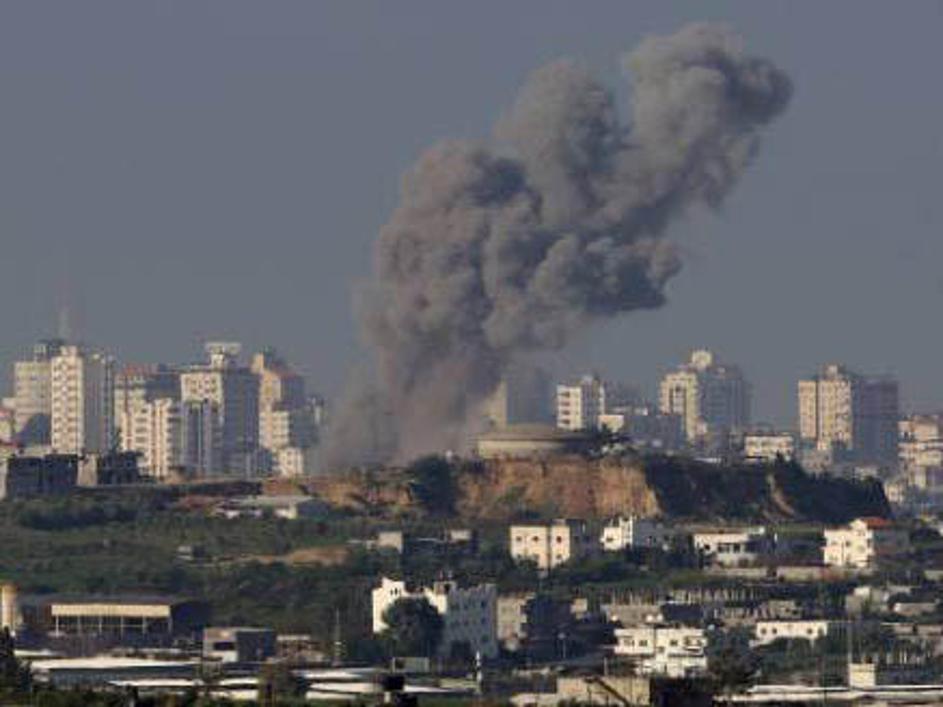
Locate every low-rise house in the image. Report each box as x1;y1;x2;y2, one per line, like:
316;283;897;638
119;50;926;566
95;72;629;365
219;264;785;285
743;431;797;463
612;624;711;678
510;519;592;571
371;576;498;659
202;626;276;663
213;495;326;520
692;527;772;567
753;619;842;646
77;452;142;487
600;516;672;552
823;517;910;569
497;593;571;659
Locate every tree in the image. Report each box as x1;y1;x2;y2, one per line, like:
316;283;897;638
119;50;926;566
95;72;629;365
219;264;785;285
0;627;31;696
708;628;758;695
382;597;444;658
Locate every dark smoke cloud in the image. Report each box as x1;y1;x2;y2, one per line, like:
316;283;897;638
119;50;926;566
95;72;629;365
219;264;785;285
323;23;792;468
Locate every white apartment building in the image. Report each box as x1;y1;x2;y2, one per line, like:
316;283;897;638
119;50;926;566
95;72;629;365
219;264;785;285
600;516;672;552
180;343;259;476
119;398;183;480
510;519;592;571
798;364;899;465
10;339;66;445
275;446;317;477
612;625;710;678
50;345;115;455
743;431;797;463
753;620;839;647
371;576;498;659
113;365;178;436
659;350;750;446
692;527;772;567
899;414;943;485
556;375;606;431
823;517;910;569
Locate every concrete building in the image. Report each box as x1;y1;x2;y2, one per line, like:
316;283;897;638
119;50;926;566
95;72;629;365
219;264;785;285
31;596;209;642
823;517;910;569
0;406;13;445
252;350;315;474
598;404;684;452
0;453;78;500
612;624;711;678
9;339;66;445
181;399;223;477
798;364;899;465
510;519;592;571
659;350;750;447
213;495;326;520
180;343;259;476
119;398;184;480
899;414;943;485
753;620;839;646
274;445;318;477
743;430;797;463
476;424;590;460
76;452;141;487
202;627;276;664
50;345;115;455
600;516;672;552
371;576;498;659
692;527;772;567
556;375;606;431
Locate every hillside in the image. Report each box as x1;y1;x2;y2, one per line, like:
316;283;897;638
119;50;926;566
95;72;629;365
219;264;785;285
295;454;890;524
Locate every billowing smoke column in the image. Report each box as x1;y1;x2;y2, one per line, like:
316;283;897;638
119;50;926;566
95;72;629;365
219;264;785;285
324;23;792;468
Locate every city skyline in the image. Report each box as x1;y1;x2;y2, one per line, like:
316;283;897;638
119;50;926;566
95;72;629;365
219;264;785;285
0;2;941;429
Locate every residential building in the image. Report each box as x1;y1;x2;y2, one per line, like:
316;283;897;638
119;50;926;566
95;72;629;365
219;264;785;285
119;398;184;479
600;516;672;552
0;453;78;500
0;406;13;445
10;339;66;445
202;627;276;664
274;445;317;477
798;364;899;465
612;624;711;678
598;404;684;452
753;620;840;646
692;527;772;567
113;365;179;438
181;399;223;477
659;350;750;447
497;593;571;659
371;576;498;659
50;345;115;455
899;414;943;487
179;343;259;476
743;430;797;463
823;517;910;569
510;519;592;571
77;452;142;487
556;375;606;431
476;424;591;459
213;495;326;520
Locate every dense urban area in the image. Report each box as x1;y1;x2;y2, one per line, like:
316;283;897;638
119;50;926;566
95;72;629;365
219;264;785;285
0;340;942;706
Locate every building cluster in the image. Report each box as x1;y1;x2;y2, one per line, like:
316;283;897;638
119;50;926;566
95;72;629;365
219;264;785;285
0;339;324;481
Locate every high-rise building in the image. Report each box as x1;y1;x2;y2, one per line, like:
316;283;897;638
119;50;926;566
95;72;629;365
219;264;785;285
658;350;751;446
9;339;66;445
556;374;606;431
50;345;115;455
114;365;179;436
119;398;184;480
180;343;259;476
798;364;898;465
251;349;316;475
181;399;223;477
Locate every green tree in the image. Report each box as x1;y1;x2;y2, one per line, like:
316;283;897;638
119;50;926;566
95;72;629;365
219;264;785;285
0;627;31;696
382;597;444;658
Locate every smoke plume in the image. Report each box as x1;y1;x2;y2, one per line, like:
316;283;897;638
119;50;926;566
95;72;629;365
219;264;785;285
323;23;792;468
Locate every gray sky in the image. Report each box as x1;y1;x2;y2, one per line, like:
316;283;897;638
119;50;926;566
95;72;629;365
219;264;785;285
1;1;941;427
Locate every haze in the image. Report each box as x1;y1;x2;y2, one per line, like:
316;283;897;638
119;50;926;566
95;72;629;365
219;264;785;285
0;1;941;427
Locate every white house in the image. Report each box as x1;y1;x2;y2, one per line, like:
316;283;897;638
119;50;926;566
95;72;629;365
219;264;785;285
692;527;772;567
371;577;498;659
509;519;592;571
753;620;840;647
823;517;909;569
600;516;672;552
612;625;710;678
